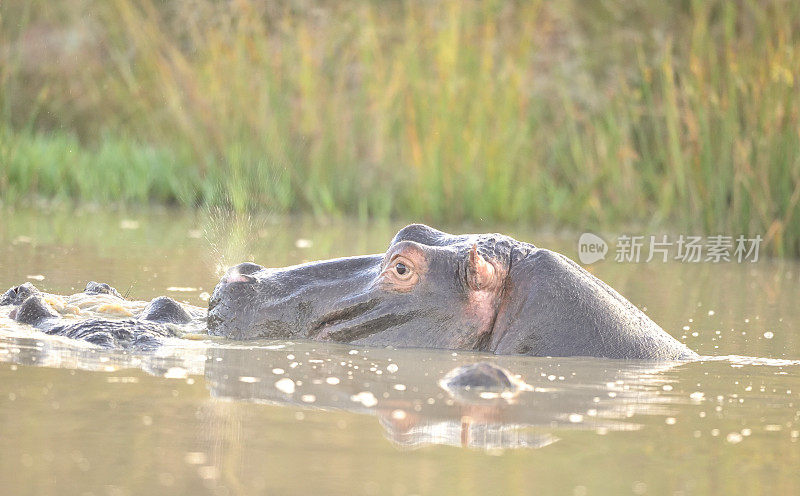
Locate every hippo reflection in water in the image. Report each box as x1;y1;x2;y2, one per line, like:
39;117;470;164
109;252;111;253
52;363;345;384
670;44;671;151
2;224;696;359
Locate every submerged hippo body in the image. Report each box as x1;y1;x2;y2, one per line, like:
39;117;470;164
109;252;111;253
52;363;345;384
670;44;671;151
209;224;697;360
0;282;203;349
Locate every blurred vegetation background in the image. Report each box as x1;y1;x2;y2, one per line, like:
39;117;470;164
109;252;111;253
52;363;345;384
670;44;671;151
1;0;799;255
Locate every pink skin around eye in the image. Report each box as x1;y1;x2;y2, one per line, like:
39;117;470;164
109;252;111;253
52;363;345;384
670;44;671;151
379;253;424;292
381;264;416;289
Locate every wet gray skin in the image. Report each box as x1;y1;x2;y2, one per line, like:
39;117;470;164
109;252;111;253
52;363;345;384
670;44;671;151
209;224;697;360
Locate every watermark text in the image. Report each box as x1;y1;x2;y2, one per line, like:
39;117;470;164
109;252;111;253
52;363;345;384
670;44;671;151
577;233;762;264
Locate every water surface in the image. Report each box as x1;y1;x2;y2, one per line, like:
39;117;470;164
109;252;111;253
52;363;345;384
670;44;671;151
1;207;798;495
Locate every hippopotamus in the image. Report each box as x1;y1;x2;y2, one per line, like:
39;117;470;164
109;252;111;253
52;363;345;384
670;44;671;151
1;224;696;359
0;281;205;349
208;224;696;359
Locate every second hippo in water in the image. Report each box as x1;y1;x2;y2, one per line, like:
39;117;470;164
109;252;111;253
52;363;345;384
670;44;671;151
210;224;696;360
1;282;204;349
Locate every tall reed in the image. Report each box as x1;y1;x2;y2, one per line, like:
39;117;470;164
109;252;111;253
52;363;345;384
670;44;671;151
1;0;798;255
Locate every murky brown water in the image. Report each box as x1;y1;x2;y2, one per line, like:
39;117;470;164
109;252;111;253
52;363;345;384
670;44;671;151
1;207;799;495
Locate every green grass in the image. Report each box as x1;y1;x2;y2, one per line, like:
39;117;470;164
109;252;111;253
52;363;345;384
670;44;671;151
1;0;799;255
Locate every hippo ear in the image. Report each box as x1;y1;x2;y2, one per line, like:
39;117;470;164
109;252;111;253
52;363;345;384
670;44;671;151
467;244;496;291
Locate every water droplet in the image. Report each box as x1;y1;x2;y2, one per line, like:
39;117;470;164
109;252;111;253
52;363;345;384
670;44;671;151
164;367;188;379
350;391;378;407
726;432;743;444
275;378;295;394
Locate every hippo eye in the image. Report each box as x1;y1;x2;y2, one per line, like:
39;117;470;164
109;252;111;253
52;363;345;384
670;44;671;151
380;254;420;291
388;258;415;281
395;263;408;275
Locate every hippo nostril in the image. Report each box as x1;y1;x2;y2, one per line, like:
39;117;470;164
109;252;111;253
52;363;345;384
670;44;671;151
234;262;263;275
222;262;263;284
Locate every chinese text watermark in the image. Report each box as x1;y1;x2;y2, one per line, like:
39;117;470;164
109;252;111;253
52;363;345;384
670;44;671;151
578;233;762;264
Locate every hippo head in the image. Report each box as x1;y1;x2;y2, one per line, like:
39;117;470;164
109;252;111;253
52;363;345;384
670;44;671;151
208;224;695;359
